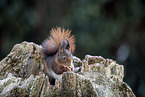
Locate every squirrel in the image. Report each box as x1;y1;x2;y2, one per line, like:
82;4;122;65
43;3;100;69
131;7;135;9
41;27;75;84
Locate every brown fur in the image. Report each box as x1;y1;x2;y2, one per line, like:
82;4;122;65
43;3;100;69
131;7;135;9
42;27;75;56
52;60;71;74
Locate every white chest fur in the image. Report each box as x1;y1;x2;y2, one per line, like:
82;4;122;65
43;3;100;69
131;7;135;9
49;69;63;80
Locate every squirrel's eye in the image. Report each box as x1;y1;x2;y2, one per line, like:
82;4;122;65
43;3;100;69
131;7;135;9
62;56;66;60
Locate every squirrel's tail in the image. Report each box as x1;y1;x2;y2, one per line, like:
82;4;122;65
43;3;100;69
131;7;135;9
42;27;75;56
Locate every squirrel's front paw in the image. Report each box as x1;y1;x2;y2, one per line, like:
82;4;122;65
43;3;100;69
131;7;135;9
62;67;71;72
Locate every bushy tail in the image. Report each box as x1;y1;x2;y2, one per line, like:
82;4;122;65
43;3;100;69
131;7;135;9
42;27;75;56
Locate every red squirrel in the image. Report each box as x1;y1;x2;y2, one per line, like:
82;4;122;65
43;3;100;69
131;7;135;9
41;27;75;84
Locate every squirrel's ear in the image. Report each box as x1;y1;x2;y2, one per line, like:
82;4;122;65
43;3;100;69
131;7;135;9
60;39;66;50
66;37;70;50
60;38;70;50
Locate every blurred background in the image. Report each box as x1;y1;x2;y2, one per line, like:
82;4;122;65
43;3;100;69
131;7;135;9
0;0;145;96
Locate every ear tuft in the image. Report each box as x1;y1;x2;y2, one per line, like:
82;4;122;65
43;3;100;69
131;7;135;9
60;39;66;50
66;37;70;50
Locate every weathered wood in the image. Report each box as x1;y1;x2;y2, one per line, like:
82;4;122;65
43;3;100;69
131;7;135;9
0;42;135;97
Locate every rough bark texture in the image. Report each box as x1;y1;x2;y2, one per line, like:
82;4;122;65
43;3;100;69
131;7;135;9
0;41;135;97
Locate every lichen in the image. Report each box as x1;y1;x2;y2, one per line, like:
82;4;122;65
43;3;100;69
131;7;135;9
0;42;135;97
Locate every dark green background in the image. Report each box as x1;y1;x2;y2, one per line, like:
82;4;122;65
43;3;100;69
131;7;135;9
0;0;145;96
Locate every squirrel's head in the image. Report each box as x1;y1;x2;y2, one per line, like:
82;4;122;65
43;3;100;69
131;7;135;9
57;38;73;68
